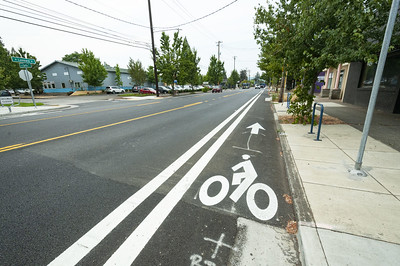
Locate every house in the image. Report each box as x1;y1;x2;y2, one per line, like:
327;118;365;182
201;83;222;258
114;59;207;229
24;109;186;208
319;50;400;114
40;61;132;93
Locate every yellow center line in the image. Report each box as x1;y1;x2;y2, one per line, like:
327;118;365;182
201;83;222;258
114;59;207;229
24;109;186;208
0;101;161;127
223;91;246;98
0;102;202;153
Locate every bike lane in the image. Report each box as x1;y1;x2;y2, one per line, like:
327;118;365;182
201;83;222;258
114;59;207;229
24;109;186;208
133;91;299;265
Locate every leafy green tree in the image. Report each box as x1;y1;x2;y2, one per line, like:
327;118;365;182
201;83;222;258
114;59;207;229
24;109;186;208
156;31;183;89
179;37;201;86
254;0;399;123
114;64;123;87
146;65;155;85
62;51;82;62
9;47;45;92
239;69;247;81
0;38;11;91
128;58;146;86
206;55;226;85
78;48;108;90
227;69;240;88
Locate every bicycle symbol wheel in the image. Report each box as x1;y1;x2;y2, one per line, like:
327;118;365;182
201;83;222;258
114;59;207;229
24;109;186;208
199;175;278;221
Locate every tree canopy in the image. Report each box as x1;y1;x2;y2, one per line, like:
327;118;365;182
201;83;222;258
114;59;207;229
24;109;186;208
128;58;146;86
205;55;226;85
254;0;399;122
114;64;123;87
0;38;44;92
62;51;82;62
78;48;108;88
156;31;200;88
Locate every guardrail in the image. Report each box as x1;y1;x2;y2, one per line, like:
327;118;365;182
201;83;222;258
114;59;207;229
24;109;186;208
308;102;324;141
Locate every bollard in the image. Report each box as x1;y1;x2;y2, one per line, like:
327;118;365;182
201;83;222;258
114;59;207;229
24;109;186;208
309;102;324;141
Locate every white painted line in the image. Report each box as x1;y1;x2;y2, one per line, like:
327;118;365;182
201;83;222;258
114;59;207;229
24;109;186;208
48;93;261;266
104;91;263;265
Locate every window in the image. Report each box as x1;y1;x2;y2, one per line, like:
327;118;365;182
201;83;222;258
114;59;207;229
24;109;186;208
327;72;333;89
77;71;83;75
51;82;56;89
75;82;81;88
360;53;400;89
64;72;69;76
62;83;66;88
52;73;57;76
338;69;345;89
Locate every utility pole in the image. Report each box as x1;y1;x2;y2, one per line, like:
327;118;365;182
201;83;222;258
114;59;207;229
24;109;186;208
216;41;222;61
147;0;159;97
233;56;237;71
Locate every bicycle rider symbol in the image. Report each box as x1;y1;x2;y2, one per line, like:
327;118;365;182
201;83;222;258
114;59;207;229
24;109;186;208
199;155;278;221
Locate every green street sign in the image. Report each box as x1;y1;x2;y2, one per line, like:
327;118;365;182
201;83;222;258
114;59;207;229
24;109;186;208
11;57;36;64
19;63;32;68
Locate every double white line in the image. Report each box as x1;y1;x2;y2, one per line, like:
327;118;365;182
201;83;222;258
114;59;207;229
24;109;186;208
49;91;263;266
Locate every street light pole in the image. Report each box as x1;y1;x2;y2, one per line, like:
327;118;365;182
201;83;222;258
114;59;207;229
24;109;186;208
354;0;399;172
147;0;159;97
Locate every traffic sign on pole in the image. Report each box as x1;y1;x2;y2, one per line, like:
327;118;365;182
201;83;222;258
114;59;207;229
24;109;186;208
19;70;33;81
11;57;36;64
19;63;32;68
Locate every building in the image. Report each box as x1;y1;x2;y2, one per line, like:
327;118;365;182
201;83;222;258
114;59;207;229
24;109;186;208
319;50;400;113
40;61;132;93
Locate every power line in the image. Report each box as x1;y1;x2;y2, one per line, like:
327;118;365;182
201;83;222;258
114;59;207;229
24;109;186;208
0;6;148;47
0;15;151;50
10;0;150;46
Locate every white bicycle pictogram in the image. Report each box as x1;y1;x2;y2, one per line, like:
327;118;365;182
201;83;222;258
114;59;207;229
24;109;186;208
199;155;278;221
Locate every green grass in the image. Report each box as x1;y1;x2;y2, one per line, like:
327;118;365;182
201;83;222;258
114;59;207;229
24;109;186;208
4;102;44;107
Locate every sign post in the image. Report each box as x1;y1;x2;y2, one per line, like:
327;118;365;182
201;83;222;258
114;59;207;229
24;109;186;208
12;56;37;108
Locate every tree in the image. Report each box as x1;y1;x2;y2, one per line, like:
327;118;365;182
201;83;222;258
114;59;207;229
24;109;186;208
227;69;240;88
62;51;82;62
156;31;183;90
114;64;123;87
0;38;11;91
179;37;201;86
9;47;45;92
78;48;108;90
206;55;226;85
239;69;247;81
254;0;399;123
146;65;156;85
128;58;146;86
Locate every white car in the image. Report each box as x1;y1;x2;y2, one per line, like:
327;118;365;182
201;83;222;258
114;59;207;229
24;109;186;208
105;86;125;94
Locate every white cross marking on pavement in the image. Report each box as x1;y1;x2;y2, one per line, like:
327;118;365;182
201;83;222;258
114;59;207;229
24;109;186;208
203;233;238;259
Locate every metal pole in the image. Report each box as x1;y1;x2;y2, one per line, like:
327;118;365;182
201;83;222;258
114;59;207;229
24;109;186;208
24;68;37;108
354;0;399;170
147;0;159;97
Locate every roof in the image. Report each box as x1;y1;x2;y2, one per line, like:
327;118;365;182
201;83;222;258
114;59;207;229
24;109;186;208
40;60;129;74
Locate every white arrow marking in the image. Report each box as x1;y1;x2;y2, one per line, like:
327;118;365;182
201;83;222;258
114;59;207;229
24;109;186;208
247;123;265;135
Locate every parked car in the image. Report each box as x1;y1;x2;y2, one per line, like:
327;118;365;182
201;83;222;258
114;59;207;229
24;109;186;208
131;86;140;93
105;86;125;94
139;87;156;94
255;85;260;89
212;86;222;93
0;90;12;97
158;86;170;94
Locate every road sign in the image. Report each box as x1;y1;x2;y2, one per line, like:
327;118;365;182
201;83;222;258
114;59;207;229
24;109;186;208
0;96;13;105
19;70;33;81
11;57;36;64
19;63;32;68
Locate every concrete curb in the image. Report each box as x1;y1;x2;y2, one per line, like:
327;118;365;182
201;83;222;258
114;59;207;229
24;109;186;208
0;105;72;117
270;101;328;266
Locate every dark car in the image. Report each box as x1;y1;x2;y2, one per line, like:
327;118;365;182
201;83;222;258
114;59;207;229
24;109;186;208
1;90;12;97
132;86;140;93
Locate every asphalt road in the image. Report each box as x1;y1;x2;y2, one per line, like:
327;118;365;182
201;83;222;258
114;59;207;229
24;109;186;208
0;89;298;265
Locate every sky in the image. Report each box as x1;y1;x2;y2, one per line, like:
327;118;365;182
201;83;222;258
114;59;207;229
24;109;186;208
0;0;267;78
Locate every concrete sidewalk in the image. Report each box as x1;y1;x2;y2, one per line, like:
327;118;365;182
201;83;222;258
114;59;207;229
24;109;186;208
274;101;400;265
